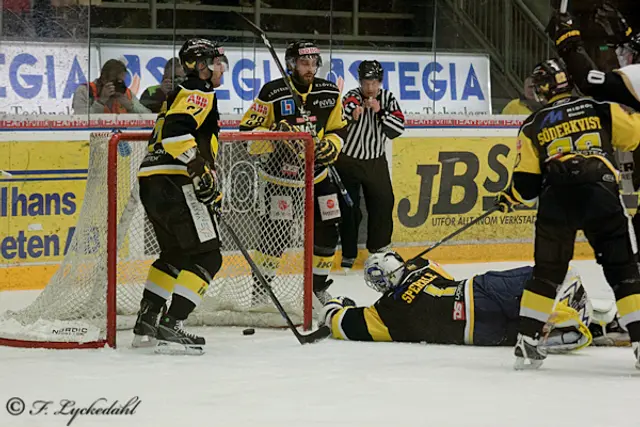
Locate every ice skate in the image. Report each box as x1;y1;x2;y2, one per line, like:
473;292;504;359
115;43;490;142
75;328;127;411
131;300;160;348
154;314;205;355
340;257;355;275
633;342;640;370
514;333;547;370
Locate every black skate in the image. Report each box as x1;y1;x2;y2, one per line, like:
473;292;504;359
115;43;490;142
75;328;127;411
340;257;355;274
154;314;205;355
314;279;334;306
131;300;160;348
590;318;630;347
514;333;547;370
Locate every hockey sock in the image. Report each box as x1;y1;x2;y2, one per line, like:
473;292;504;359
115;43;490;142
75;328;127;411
518;277;557;338
313;253;335;293
142;264;178;313
613;279;640;342
168;269;208;320
254;251;282;276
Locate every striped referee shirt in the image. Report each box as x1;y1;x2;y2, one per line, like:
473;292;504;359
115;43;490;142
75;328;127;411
342;87;405;159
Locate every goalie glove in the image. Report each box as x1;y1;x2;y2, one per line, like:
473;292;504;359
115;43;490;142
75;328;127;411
315;138;339;166
318;296;356;329
494;191;519;213
594;2;633;47
546;12;583;53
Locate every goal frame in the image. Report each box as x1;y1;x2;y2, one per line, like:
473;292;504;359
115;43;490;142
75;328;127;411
0;130;315;349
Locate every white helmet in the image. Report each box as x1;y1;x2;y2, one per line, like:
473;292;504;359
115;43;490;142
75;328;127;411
364;251;405;293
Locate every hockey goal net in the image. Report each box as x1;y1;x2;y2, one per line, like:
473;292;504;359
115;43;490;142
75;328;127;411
0;131;314;348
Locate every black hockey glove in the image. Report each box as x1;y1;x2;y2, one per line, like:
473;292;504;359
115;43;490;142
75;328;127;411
547;12;583;53
186;156;221;207
318;296;356;328
315;138;339;166
271;119;302;133
594;2;633;47
494;191;519;213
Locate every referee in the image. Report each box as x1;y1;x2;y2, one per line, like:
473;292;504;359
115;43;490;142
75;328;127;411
335;60;405;271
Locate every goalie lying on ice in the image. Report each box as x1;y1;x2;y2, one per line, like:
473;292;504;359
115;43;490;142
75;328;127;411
320;251;627;351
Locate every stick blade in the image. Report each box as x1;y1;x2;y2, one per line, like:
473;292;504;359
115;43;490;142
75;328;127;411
299;325;331;344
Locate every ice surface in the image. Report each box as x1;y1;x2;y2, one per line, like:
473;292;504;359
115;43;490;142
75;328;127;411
0;260;637;427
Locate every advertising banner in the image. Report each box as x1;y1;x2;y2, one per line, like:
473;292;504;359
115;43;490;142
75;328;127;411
0;41;492;116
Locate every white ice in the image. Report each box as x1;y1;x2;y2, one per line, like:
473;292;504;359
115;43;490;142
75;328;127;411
0;260;638;427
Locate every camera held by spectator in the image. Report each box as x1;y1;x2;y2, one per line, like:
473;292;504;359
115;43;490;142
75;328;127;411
72;59;150;115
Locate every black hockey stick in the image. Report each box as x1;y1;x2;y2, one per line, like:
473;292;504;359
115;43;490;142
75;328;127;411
213;207;331;345
390;206;501;276
234;12;354;208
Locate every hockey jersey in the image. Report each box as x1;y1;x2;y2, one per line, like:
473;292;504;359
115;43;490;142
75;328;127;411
138;77;220;178
239;77;347;185
509;95;640;205
329;258;476;344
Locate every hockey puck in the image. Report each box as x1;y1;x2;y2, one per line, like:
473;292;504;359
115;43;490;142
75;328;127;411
243;328;255;336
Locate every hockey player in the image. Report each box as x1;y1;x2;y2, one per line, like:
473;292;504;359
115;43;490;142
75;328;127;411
495;58;640;370
546;3;639;111
319;250;594;353
239;40;347;303
133;38;228;354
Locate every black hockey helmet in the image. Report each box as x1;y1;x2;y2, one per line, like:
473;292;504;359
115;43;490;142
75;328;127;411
358;60;384;81
179;38;228;75
530;58;573;103
617;32;640;65
285;40;323;72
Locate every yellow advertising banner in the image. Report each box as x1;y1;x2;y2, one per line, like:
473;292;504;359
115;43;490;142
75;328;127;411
390;136;633;262
0;140;89;289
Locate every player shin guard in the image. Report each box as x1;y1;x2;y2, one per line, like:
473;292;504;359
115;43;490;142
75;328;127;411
612;278;640;368
313;248;336;304
168;269;209;320
515;277;557;369
133;262;178;348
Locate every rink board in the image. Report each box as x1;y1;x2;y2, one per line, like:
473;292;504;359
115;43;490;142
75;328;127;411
1;114;636;291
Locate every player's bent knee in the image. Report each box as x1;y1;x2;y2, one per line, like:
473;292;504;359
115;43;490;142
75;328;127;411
190;250;223;282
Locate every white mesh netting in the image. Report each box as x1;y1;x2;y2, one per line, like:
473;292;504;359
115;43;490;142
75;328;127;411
0;131;312;345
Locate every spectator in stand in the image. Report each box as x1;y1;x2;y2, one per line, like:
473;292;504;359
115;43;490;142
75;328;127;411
72;59;150;115
501;76;542;115
140;58;185;113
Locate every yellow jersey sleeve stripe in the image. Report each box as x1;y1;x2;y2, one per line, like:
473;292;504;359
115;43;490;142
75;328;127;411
363;306;392;342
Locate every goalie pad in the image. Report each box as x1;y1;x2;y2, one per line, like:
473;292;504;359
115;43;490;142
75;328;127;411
540;267;594;354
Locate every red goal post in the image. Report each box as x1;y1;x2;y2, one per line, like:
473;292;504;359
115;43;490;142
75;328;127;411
0;130;315;349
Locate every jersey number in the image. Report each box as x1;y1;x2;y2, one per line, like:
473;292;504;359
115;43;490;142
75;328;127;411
244;113;266;127
546;132;603;157
423;284;457;298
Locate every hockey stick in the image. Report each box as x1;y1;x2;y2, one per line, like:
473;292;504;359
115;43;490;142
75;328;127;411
214;208;331;344
560;0;568;13
389;206;501;276
234;12;354;208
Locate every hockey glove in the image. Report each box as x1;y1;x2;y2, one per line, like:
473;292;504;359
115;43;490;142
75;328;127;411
315;138;339;166
494;192;519;213
318;296;356;329
186;156;221;207
272;120;306;157
594;2;633;47
546;12;583;53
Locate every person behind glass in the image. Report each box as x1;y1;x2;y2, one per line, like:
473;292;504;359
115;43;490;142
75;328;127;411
72;59;150;114
140;57;186;113
501;76;542;115
336;60;405;271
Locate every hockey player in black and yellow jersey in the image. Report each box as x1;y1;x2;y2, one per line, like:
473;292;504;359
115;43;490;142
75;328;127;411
495;59;640;370
319;251;595;352
239;40;347;303
133;38;228;354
